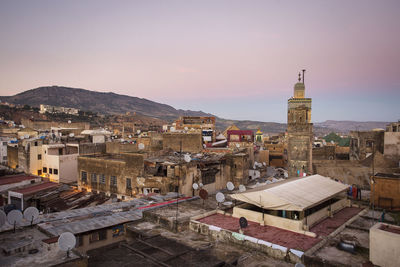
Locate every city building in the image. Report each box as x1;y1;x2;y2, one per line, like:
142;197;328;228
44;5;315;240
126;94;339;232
41;143;79;183
349;129;384;161
384;120;400;160
287;71;313;177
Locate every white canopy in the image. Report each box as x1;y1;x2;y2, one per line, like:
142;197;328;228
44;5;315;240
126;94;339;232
230;174;348;211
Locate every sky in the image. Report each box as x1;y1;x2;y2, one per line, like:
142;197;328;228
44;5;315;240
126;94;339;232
0;0;399;122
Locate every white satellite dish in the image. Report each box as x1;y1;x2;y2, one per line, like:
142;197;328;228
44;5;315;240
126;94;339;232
184;154;191;163
236;143;240;148
7;209;22;231
69;133;74;137
216;192;225;203
184;127;188;131
137;130;141;134
192;183;199;190
23;207;39;225
138;143;145;150
262;162;266;166
239;184;246;192
7;210;22;225
0;210;6;227
58;232;76;256
143;188;149;196
68;120;71;124
226;182;234;191
199;183;203;188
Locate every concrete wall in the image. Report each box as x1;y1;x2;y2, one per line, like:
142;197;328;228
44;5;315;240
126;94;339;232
232;204;313;236
370;223;400;267
75;226;125;254
384;132;400;159
372;176;400;210
162;133;202;153
59;154;78;183
7;145;18;169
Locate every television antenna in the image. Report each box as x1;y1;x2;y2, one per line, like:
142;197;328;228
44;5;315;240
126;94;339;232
7;209;22;232
226;181;234;191
23;207;39;226
58;232;76;258
0;210;6;227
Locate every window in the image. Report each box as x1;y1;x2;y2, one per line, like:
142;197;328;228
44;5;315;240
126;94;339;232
43;167;47;173
34;141;38;146
201;169;216;185
76;235;84;247
38;170;42;175
53;169;58;175
99;174;105;184
2;142;7;146
38;154;42;160
110;176;117;187
126;178;132;189
3;156;7;160
81;171;87;183
49;168;53;174
89;229;107;243
91;173;97;183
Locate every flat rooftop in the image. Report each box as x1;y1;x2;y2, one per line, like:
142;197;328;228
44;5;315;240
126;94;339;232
310;207;363;237
0;174;39;186
198;213;320;251
12;181;59;195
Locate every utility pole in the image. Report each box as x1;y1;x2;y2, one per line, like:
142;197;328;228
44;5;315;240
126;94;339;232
176;139;182;232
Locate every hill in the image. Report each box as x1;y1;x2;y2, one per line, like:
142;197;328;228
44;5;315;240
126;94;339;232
0;86;390;134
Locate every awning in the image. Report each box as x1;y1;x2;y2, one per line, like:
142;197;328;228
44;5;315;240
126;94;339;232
230;175;348;211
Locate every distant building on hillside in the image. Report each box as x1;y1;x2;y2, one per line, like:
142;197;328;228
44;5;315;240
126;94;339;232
39;104;79;115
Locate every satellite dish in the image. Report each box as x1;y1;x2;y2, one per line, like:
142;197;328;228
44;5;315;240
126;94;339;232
192;183;199;190
7;210;22;225
58;232;76;257
7;209;22;232
23;207;39;225
0;210;6;227
236;143;240;148
199;183;203;188
239;217;248;229
69;133;74;137
216;192;225;203
199;189;208;200
184;127;188;131
143;188;149;196
68;120;71;124
239;184;246;192
184;154;191;163
138;143;145;150
226;182;234;191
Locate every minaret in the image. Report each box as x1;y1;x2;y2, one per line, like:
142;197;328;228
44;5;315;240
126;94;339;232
287;70;313;177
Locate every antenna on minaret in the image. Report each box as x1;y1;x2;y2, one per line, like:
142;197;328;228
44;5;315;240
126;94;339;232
302;69;306;84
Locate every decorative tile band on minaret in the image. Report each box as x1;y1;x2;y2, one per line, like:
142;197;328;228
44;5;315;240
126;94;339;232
287;70;313;177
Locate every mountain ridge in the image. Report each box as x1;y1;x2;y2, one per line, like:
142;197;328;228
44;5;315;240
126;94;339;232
0;86;390;134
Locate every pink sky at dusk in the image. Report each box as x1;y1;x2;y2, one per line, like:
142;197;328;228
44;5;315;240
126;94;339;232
0;0;399;122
